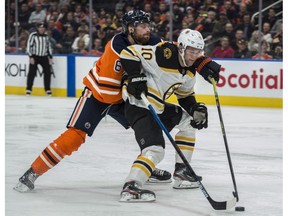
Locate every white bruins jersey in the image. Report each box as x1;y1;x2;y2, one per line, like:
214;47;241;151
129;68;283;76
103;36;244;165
120;42;197;113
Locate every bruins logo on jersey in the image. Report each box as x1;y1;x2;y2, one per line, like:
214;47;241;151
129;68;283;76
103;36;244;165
164;83;182;100
164;48;172;59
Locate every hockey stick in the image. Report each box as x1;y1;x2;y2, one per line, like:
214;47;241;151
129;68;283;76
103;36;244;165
210;77;239;202
140;93;237;210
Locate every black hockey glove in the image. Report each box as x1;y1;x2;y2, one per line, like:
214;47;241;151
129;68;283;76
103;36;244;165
189;103;208;130
127;74;147;100
194;57;221;84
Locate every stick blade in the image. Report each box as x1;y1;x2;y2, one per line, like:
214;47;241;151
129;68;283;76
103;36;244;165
209;197;237;210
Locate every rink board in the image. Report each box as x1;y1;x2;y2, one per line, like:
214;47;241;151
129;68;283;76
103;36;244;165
5;54;282;107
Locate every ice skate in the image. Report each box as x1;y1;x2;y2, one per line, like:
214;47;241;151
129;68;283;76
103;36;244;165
13;167;39;192
26;90;31;96
146;168;172;183
46;90;52;97
173;163;202;189
120;181;156;202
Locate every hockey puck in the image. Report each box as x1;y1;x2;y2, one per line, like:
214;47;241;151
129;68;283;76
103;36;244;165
235;206;245;211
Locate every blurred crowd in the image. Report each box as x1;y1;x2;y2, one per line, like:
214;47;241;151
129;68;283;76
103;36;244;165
5;0;283;60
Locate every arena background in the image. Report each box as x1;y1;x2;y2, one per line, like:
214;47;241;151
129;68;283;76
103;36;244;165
4;0;283;108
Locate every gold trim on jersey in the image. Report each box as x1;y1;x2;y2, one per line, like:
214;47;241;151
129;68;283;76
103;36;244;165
147;86;161;98
148;96;165;110
128;45;138;55
174;88;195;96
120;49;140;61
147;87;165;110
157;41;166;47
159;67;179;74
186;70;195;78
164;83;182;100
120;49;134;57
122;83;127;90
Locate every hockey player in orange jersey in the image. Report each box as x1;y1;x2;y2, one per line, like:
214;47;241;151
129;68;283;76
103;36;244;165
14;10;172;193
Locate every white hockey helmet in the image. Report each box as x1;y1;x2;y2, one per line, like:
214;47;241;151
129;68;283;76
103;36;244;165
177;29;204;67
177;29;204;50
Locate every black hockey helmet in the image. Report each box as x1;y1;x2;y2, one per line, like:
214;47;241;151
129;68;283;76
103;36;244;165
122;10;150;35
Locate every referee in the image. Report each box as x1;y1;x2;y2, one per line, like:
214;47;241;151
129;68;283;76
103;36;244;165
26;22;53;96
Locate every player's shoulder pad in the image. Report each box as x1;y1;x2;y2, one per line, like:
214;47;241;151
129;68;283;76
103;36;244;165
155;42;179;69
112;33;131;55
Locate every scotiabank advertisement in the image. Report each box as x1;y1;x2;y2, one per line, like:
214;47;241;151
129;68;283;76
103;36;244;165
193;60;282;108
195;60;283;98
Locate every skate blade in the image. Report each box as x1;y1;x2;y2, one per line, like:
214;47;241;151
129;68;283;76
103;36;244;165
146;178;172;184
119;192;156;202
13;182;33;193
173;180;199;189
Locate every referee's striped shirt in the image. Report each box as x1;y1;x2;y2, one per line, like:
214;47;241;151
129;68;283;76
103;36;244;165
26;32;53;57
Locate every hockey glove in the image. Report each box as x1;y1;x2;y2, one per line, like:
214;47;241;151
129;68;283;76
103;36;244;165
127;74;147;100
189;103;208;130
194;57;221;84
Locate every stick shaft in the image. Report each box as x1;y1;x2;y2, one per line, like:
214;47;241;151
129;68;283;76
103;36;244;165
210;78;239;201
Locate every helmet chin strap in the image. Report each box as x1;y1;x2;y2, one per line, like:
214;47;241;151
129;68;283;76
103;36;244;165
179;48;188;67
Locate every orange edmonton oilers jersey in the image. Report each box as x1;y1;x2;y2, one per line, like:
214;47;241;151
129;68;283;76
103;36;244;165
83;32;161;104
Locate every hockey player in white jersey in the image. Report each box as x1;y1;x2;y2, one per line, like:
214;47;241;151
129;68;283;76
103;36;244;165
119;29;221;202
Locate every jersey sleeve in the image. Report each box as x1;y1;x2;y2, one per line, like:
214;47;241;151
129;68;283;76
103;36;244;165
120;45;142;76
26;33;34;57
174;71;196;99
111;33;130;55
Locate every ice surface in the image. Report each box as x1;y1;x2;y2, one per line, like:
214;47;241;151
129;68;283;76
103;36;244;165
5;95;283;216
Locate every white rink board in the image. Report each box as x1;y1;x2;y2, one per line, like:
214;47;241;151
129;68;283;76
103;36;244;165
5;54;67;89
75;56;97;89
195;60;283;98
5;54;282;102
75;57;283;99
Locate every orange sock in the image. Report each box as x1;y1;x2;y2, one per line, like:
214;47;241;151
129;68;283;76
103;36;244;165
31;128;86;175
